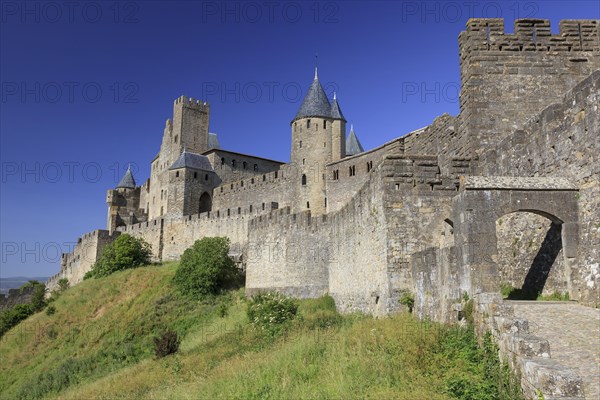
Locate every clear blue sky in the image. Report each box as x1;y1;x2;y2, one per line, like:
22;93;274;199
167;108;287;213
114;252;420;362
1;0;598;278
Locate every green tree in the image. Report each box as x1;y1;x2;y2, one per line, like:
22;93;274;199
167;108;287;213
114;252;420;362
85;234;152;279
173;237;242;298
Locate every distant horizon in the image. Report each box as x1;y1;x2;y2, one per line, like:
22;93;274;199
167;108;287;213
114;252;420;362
2;1;599;277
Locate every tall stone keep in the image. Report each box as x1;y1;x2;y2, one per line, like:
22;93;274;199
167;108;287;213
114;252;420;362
290;68;346;215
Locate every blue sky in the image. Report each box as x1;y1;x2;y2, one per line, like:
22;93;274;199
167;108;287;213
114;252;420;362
1;0;598;278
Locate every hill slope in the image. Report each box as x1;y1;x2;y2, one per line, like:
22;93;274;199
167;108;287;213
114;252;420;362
0;264;522;399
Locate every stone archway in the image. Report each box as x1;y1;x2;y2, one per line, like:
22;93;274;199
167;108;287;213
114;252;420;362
198;192;212;214
452;177;579;299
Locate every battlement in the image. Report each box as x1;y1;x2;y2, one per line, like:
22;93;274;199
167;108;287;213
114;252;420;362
174;95;210;111
462;19;599;52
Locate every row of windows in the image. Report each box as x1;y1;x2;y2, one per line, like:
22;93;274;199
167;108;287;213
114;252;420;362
331;161;374;180
294;119;328;132
174;171;209;181
218;171;279;193
221;158;259;171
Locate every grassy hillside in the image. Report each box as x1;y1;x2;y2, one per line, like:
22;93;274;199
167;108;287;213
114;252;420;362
0;264;522;400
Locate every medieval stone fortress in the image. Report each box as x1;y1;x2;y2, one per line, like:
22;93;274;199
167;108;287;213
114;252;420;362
45;18;599;398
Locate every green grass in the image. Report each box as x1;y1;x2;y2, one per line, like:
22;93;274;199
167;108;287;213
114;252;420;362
500;283;570;301
1;265;523;400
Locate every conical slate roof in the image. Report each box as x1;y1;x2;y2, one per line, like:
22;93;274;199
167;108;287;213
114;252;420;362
346;125;365;156
169;150;214;171
116;165;136;189
292;68;332;123
208;132;220;149
330;92;345;121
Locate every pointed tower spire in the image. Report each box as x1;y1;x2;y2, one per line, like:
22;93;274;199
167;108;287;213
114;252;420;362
330;92;345;121
292;67;331;123
116;165;136;189
346;124;365;156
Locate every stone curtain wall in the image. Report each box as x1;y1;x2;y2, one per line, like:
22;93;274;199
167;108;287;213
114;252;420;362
325;138;404;213
46;230;119;292
481;71;600;305
0;286;36;312
246;158;392;315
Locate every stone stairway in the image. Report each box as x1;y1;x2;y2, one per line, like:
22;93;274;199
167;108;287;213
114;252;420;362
509;301;600;400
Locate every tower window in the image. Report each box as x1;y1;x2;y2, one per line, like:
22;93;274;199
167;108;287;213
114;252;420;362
251;178;255;184
250;205;253;212
220;187;223;193
307;119;311;129
306;201;310;209
324;142;326;147
367;161;373;172
299;140;302;148
221;157;225;165
254;164;258;171
174;135;178;143
243;161;247;169
241;180;244;187
323;120;327;129
274;171;278;178
194;172;198;179
302;158;305;165
263;174;266;181
333;170;339;180
175;171;179;178
205;174;209;181
349;165;356;176
262;202;265;210
324;198;327;207
238;207;241;214
302;174;307;185
232;160;236;168
294;122;297;132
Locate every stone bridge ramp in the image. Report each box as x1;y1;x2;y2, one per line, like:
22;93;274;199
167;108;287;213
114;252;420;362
509;301;600;400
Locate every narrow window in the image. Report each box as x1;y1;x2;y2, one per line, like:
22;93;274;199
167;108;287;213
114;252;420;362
241;180;244;187
251;178;254;184
175;171;179;178
249;205;253;212
263;174;266;181
221;157;225;165
230;184;233;189
205;174;208;181
307;119;311;129
174;135;178;143
227;209;230;216
299;140;302;148
324;198;327;207
302;174;307;185
302;158;305;165
243;161;247;169
294;122;297;131
274;171;278;178
323;120;327;129
306;201;310;209
220;187;223;193
254;164;258;171
232;159;236;167
262;202;265;210
238;207;241;214
194;172;198;179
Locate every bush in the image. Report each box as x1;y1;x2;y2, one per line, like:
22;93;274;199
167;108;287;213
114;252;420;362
46;305;56;316
399;290;415;313
58;278;70;292
30;284;47;312
247;292;298;336
172;237;242;298
85;234;152;279
153;329;180;358
0;303;33;337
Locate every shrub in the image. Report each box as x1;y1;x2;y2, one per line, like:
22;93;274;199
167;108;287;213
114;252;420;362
30;284;47;312
86;234;152;279
153;329;180;358
0;303;33;337
173;237;242;298
46;305;56;316
58;278;70;292
399;290;415;313
247;292;298;336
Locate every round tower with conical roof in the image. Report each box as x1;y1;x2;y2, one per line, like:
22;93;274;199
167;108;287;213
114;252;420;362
290;68;346;215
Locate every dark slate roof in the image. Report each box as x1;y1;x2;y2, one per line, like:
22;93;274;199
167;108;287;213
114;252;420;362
169;150;214;171
292;69;332;123
346;125;365;156
116;166;136;189
330;93;345;121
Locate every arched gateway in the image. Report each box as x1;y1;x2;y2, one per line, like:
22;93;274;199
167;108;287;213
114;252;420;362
452;176;580;298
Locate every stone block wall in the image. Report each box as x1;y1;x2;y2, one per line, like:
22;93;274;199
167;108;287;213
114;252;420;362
0;286;36;312
480;70;600;305
459;19;600;159
46;230;119;292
